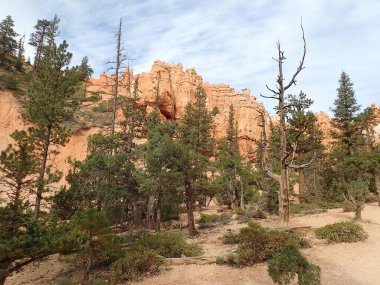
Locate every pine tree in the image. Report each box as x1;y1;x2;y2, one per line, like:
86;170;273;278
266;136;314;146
29;18;50;70
286;92;323;202
29;15;60;71
331;72;361;156
25;39;80;221
78;56;94;94
0;15;19;67
179;86;214;235
0;130;37;215
329;72;370;219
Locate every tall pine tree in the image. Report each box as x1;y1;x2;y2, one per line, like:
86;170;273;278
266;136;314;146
0;15;19;67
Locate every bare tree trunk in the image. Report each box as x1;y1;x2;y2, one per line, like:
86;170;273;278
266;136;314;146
34;124;52;221
147;195;156;230
155;195;161;232
133;203;143;228
260;22;307;224
111;19;122;136
298;169;305;203
185;182;197;236
354;206;362;220
374;170;380;206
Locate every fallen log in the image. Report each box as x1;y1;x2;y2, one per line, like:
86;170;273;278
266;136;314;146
162;256;216;266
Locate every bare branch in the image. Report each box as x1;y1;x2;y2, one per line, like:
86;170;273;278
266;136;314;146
260;93;279;100
283;21;306;91
288;152;317;169
266;84;279;95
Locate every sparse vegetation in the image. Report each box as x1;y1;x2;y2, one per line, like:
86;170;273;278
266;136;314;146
315;221;368;243
196;213;231;228
268;243;321;285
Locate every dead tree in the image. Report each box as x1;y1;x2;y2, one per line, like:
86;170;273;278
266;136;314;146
260;22;315;223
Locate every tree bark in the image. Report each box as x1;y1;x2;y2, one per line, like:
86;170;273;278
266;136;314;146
354;206;362;220
185;182;197;236
298;169;305;203
374;170;380;206
34;124;52;221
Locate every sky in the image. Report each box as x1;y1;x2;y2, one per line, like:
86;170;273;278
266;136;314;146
1;0;379;114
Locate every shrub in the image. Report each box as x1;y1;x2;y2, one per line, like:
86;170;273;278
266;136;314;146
268;243;321;285
228;222;303;266
290;203;327;215
236;209;267;224
222;230;240;245
111;249;161;282
1;73;19;90
196;213;231;228
131;232;201;258
315;221;368;243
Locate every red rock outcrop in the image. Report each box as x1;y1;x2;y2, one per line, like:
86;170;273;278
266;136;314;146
88;60;270;158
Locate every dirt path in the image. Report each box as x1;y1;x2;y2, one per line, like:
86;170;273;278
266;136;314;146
133;204;380;285
6;203;380;285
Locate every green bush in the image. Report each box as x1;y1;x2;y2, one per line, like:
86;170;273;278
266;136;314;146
196;213;231;228
290;203;327;215
131;232;201;258
111;249;161;282
222;230;240;245
1;73;19;90
268;243;321;285
237;209;267;224
228;222;303;266
315;221;368;243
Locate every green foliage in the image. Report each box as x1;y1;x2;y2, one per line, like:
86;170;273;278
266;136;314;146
268;243;321;285
227;222;303;266
111;232;200;282
111;249;161;282
222;230;240;245
78;56;93;81
196;213;231;228
0;15;19;68
131;232;201;258
315;221;368;243
0;72;19;90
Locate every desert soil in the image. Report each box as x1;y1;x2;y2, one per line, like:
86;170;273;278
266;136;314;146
6;203;380;285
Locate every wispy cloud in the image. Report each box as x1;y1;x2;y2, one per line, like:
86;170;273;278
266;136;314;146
1;0;379;114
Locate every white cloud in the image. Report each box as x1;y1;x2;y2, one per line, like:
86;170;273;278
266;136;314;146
1;0;379;114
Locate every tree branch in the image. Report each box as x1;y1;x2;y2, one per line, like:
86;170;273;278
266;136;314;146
288;152;316;169
283;21;306;91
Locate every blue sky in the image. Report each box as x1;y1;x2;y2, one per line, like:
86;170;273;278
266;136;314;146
1;0;379;114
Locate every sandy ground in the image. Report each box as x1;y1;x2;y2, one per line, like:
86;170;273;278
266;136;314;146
6;203;380;285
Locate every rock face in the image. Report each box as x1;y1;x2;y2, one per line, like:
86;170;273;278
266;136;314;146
88;60;270;159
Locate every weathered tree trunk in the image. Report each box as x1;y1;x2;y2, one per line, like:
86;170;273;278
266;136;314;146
34;124;52;221
260;23;306;224
155;195;161;232
354;206;362;220
185;183;197;236
111;19;122;136
147;195;156;230
298;168;305;203
133;203;143;228
374;170;380;206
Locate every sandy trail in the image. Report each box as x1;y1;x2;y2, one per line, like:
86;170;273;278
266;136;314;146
6;203;380;285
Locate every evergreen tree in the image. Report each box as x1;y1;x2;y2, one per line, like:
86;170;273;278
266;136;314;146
0;15;19;67
25;39;80;220
178;86;214;235
0;130;37;215
331;72;361;156
29;15;60;71
286;92;323;202
78;56;94;94
329;72;371;219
